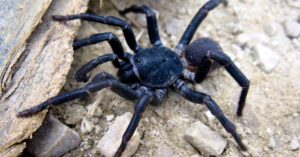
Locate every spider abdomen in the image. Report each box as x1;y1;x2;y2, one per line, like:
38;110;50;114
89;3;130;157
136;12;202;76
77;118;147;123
131;47;184;88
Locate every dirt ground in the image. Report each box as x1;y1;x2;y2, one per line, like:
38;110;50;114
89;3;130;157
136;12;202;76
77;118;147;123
50;0;300;156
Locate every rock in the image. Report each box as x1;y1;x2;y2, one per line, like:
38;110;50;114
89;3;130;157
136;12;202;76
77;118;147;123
236;33;269;48
27;115;81;157
0;143;26;157
80;117;95;134
106;114;115;122
165;18;185;36
252;44;280;73
204;111;215;122
0;0;88;154
283;19;300;38
156;145;174;157
290;138;300;151
286;0;300;8
184;121;227;156
264;23;278;37
136;14;147;28
97;112;141;157
267;136;277;149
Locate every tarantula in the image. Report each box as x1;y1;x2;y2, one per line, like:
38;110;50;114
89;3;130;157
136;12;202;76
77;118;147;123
18;0;250;156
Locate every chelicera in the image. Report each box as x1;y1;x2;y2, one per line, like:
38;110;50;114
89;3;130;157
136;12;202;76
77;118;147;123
18;0;250;156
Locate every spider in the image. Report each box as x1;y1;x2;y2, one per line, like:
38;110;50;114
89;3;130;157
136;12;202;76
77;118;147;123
18;0;250;156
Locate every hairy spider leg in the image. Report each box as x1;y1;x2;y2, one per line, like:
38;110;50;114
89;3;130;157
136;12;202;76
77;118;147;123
120;5;162;46
173;79;247;150
52;14;142;52
115;92;151;157
176;0;223;54
73;32;129;68
17;73;141;117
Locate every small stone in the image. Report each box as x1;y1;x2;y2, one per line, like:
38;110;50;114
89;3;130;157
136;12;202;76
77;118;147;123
290;138;300;151
97;112;140;157
156;145;174;157
95;125;102;134
264;23;278;37
27;114;81;157
184;121;227;156
190;154;201;157
284;19;300;38
204;111;215;121
236;33;269;48
286;0;300;9
252;44;280;73
165;18;185;36
106;114;115;122
136;14;147;27
81;117;95;134
268;136;277;149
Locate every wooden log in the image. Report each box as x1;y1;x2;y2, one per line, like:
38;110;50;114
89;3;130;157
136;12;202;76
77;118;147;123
0;0;89;156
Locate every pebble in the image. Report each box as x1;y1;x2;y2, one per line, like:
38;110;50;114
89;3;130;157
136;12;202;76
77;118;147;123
204;110;215;122
236;33;269;48
165;18;185;36
290;138;300;151
267;136;277;149
156;145;174;157
97;112;140;157
106;114;115;122
27;114;81;157
283;19;300;38
252;44;280;73
136;14;147;27
184;121;227;156
81;117;95;134
264;23;278;37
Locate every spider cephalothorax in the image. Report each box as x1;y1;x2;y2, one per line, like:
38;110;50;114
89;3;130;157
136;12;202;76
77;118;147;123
18;0;250;156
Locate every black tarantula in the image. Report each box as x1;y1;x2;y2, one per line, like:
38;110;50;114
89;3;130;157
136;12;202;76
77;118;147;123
18;0;250;156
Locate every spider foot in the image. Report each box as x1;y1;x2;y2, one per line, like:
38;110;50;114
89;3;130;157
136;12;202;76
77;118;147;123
52;15;69;21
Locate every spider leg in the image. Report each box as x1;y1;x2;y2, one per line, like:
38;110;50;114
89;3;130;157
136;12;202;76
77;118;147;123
152;89;168;105
53;14;142;52
120;5;162;47
176;0;223;54
206;52;250;116
115;91;152;157
73;32;129;66
76;54;118;82
173;79;247;150
183;38;250;116
183;57;212;84
17;73;141;117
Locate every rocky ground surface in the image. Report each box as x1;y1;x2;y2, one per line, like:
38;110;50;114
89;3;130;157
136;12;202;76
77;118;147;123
26;0;300;156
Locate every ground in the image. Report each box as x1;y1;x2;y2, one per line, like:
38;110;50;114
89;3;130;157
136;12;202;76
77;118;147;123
51;0;300;156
